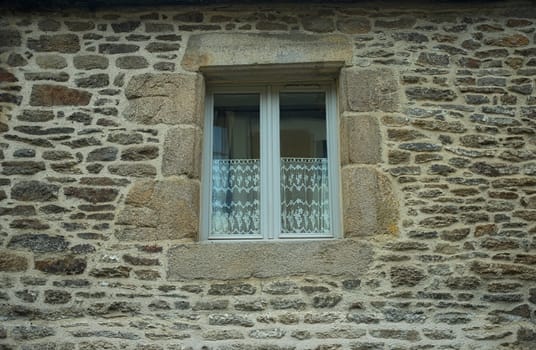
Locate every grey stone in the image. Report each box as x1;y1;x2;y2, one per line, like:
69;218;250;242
208;314;254;327
38;19;61;31
98;44;139;54
87;147;118;162
301;16;334;33
28;34;80;53
18;110;55;122
74;55;109;70
208;283;256;295
65;21;95;31
116;56;149;69
8;234;68;253
391;266;425;287
342;166;399;237
108;164;156;177
341;67;400;112
182;33;352;71
1;161;45;175
12;326;54;341
168;239;373;280
44;290;71;304
0;30;22;47
417;52;449;66
75;74;109;88
124;73;204;126
107;132;143;145
146;42;180;52
35;55;68;69
406;87;456;101
111;21;141;33
337;17;370;34
11;181;59;201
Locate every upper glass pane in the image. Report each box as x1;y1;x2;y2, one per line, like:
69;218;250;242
210;93;260;237
279;92;330;234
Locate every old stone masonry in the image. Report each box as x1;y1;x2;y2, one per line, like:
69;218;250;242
0;0;536;349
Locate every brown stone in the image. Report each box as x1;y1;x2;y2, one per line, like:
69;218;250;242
30;85;92;106
0;252;28;272
471;261;536;280
485;34;529;47
115;177;199;241
27;34;80;53
162;126;202;178
64;187;119;203
123;73;204;126
342;166;399;237
391;266;425;287
35;257;86;275
341;67;400;112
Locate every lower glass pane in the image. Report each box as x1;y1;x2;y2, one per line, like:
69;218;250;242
281;157;330;234
211;159;260;235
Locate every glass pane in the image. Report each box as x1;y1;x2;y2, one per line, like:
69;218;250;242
211;93;260;236
280;92;330;234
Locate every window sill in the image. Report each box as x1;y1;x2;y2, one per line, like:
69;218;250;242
167;239;374;280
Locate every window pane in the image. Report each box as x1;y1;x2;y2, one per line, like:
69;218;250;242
211;94;260;236
279;92;330;234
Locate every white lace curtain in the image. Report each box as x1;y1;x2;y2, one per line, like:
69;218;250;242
210;157;329;235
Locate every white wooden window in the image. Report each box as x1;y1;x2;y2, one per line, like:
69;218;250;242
201;84;340;240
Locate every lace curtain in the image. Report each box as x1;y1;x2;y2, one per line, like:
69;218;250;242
280;157;330;234
210;157;329;235
211;159;260;235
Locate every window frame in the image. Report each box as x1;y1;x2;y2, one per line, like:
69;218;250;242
200;83;341;241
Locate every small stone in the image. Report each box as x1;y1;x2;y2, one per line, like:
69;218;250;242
30;85;92;106
145;42;181;52
99;44;139;54
485;34;529;47
123;255;160;266
44;290;71;304
11;181;59;201
9;234;68;253
208;283;256;295
74;55;109;70
336;17;370;34
417;52;449;66
36;55;68;69
208;314;254;327
121;146;159;161
12;326;54;340
38;19;61;31
116;56;149;69
64;187;119;203
111;21;141;33
107;132;143;145
65;21;95;31
173;12;203;22
313;294;342;308
75;74;109;88
18;110;55;122
35;257;87;275
1;161;45;175
28;34;80;53
87;147;118;162
391;266;425;287
154;62;175;71
7;53;28;67
393;32;428;43
0;252;28;272
406;87;456;101
108;164;157;177
89;266;131;278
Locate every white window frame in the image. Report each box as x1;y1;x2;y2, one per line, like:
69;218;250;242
200;83;341;241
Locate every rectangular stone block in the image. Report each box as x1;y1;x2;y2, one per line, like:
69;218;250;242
341;114;382;165
342;165;399;237
340;67;400;112
162;125;202;179
123;73;204;126
167;239;374;280
182;33;352;71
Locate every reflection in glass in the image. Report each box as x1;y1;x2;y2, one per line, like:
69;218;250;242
211;94;260;236
280;92;330;234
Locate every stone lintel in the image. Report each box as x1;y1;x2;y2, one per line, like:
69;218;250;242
182;33;353;71
167;239;374;280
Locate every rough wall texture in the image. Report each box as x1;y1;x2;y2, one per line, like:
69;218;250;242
1;1;536;349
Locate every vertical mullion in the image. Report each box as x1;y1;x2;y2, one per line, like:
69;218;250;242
260;87;271;239
200;92;214;241
271;86;282;239
326;85;341;238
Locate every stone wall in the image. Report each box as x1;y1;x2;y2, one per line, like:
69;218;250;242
1;1;536;349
